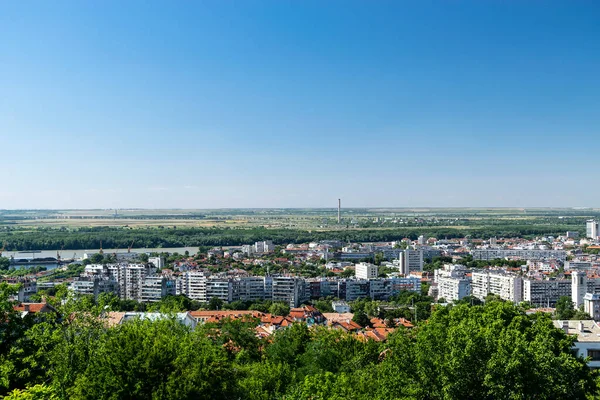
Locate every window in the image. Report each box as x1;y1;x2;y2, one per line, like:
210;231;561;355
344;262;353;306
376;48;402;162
588;349;600;361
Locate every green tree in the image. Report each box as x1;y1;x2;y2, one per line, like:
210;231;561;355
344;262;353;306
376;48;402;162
208;297;224;311
556;296;576;320
4;384;58;400
269;302;290;317
0;257;10;270
351;310;370;328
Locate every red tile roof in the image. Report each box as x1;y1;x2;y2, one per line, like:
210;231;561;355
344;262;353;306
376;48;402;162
13;303;55;314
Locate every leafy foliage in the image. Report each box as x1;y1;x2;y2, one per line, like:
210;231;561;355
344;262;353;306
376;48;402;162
0;283;598;399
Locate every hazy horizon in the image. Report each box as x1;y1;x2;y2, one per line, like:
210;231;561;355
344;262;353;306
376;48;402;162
2;1;599;209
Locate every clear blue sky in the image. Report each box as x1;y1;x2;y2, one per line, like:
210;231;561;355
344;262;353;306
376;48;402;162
1;1;599;209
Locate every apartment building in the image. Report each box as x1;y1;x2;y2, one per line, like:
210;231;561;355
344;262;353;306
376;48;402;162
584;293;600;321
472;270;522;303
206;277;233;303
178;271;207;301
434;265;471;302
254;240;275;253
3;278;37;302
472;249;566;262
339;279;370;302
148;256;165;269
71;276;118;299
572;270;600;308
272;276;308;307
140;276;176;302
232;277;266;302
355;262;378;280
587;220;599;239
522;278;571;307
398;249;424;275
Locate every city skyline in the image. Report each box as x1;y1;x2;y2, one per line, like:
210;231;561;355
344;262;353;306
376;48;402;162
2;1;599;209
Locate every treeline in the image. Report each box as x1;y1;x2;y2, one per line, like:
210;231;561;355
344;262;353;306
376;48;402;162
1;283;597;399
0;224;579;251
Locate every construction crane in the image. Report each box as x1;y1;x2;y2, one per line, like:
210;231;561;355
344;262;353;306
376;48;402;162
128;240;135;253
57;245;64;261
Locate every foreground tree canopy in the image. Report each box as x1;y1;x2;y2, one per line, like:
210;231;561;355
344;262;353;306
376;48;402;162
0;284;597;399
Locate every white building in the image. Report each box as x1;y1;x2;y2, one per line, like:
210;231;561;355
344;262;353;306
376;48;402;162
71;276;118;299
399;249;423;275
254;240;275;253
148;256;165;269
553;320;600;368
179;271;207;301
355;262;378;280
587;220;599;239
523;278;571;307
332;301;351;313
434;265;471;302
583;293;600;321
472;249;566;262
471;270;522;303
572;270;600;309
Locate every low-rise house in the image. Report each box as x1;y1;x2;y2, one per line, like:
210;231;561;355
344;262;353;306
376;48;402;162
13;302;57;317
106;311;197;330
553;320;600;368
358;327;395;342
332;301;351;313
289;305;324;325
330;320;362;332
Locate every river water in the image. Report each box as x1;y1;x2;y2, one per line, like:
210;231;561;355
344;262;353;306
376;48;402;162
5;246;200;261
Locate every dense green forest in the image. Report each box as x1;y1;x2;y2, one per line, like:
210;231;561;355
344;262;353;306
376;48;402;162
0;224;581;251
1;283;597;399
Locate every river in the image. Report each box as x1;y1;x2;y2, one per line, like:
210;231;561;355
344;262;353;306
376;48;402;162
4;246;200;261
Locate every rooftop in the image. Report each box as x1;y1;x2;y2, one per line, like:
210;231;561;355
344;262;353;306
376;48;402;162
553;320;600;342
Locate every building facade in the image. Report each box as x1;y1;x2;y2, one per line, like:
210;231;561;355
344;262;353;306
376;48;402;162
472;270;522;303
523;278;571;307
355;262;378;280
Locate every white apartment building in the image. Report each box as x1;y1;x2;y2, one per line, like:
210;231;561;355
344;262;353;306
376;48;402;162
254;240;275;253
399;249;423;275
553;320;600;368
472;249;566;262
587;220;599;239
103;263;155;301
148;256;165;269
584;293;600;321
434;265;471;302
565;261;593;271
523;278;571;307
355;262;378;280
178;271;207;301
471;270;522;303
572;270;600;308
71;276;118;299
241;245;254;256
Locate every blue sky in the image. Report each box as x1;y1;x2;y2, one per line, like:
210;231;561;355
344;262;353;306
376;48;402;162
1;1;599;209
